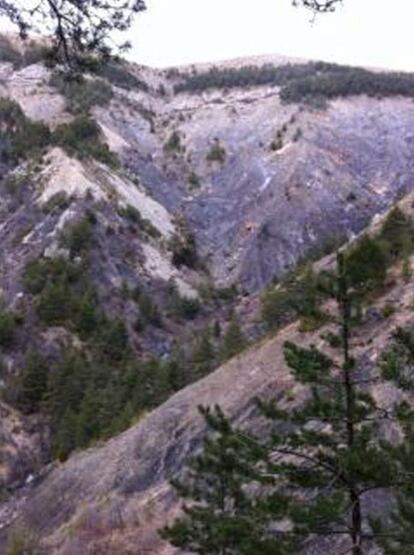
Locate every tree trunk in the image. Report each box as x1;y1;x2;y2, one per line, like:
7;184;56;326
337;253;364;555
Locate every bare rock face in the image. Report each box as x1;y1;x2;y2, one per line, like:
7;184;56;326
0;402;48;491
96;82;414;292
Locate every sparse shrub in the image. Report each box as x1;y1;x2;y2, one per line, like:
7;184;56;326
49;72;113;114
5;524;40;555
42;191;71;213
402;257;412;283
170;219;198;269
3;172;28;196
118;204;161;239
0;310;16;348
169;287;201;320
22;42;50;66
382;303;395;319
293;127;303;142
0;36;22;66
270;138;283;152
157;84;167;96
261;266;326;331
299;314;328;333
164;130;182;153
138;293;162;327
97;61;149;92
206;140;226;163
0;36;49;68
322;331;342;348
53;115;118;166
61;215;94;258
188;172;200;189
0;98;51;162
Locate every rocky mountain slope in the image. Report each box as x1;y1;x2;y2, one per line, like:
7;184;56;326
1;34;414;553
3;200;414;554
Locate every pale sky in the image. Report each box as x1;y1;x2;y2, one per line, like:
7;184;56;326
127;0;414;71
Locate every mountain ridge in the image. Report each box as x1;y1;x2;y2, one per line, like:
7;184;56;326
1;36;414;553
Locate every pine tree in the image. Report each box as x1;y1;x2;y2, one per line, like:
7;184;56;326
192;327;216;379
221;315;246;361
163;253;414;554
16;351;49;413
161;406;290;555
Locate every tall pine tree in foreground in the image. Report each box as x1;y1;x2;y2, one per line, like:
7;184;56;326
162;253;414;554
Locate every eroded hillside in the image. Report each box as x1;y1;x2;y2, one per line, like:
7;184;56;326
1;34;414;554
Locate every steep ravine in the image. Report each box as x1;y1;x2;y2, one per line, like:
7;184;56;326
1;45;414;553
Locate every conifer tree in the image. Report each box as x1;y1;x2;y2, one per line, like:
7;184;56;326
221;314;246;361
163;253;414;555
192;327;216;379
16;351;49;413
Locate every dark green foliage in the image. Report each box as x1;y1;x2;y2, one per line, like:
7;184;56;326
5;523;40;555
60;215;94;258
206;140;226;163
162;406;293;555
97;62;149;92
379;207;414;260
221;315;246;360
41;191;71;214
16;352;49;413
169;286;201;320
164;130;183;153
261;265;326;330
191;328;216;379
188;172;200;188
165;254;414;555
137;292;162;327
170;220;198;269
345;235;388;293
173;62;333;93
23;256;81;296
98;319;129;362
402;257;412;283
270;138;283;152
0;35;23;66
0;36;48;68
0;97;51;162
173;60;414;107
49;72;113;114
0;310;16;348
280;66;414;105
53;115;118;167
20;255;203;460
23;255;102;336
118;204;161;239
70;291;101;337
0;1;146;72
37;280;73;325
262;209;414;331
